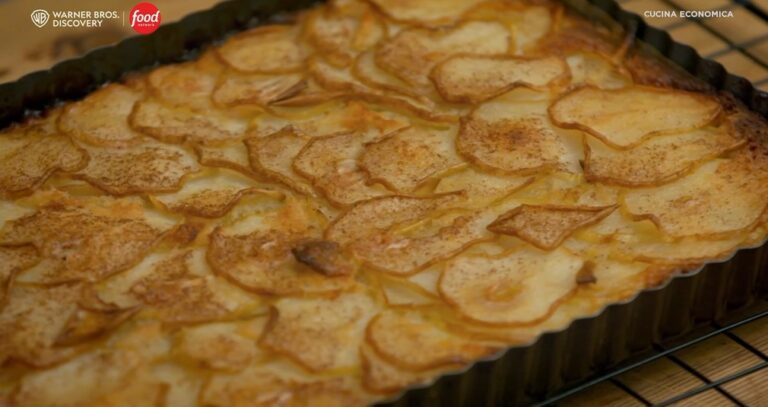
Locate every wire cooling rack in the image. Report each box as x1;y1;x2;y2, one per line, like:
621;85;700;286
534;1;768;405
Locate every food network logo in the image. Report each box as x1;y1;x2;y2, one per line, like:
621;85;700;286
30;2;161;35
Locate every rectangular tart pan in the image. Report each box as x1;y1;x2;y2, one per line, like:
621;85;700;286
1;0;767;405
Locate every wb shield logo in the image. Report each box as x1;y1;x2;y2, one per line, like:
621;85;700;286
31;9;50;28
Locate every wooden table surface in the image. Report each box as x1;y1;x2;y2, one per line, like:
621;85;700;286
1;0;768;405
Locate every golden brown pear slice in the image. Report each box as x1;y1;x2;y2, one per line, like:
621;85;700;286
366;0;481;26
306;4;385;67
431;55;568;104
584;127;745;187
457;91;571;175
434;168;533;204
207;196;356;295
566;53;631;89
146;55;221;110
177;317;266;372
0;283;81;367
245;128;315;196
0;125;88;198
623;155;768;238
375;21;512;89
260;291;378;372
361;346;436;395
487;204;616;250
212;73;306;107
360;127;464;192
217;25;306;74
1;201;162;285
131;99;248;146
151;170;264;218
0;245;39;302
366;309;497;371
76;141;199;196
439;248;584;325
614;235;747;266
293;132;390;206
549;86;721;148
194;142;256;177
58;84;144;146
464;2;552;52
325;193;464;245
352;210;497;275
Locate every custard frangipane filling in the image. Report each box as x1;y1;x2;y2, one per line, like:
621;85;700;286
2;0;768;405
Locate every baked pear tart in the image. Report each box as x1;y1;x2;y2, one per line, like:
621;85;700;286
1;0;768;405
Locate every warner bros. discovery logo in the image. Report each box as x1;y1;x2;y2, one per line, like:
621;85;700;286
30;9;50;28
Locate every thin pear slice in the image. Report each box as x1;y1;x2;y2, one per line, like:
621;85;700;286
464;2;552;53
306;4;385;67
434;168;533;205
566;52;631;89
623;155;768;238
439;248;583;325
131;99;248;146
76;141;199;196
260;291;378;372
245;128;315;196
488;204;616;250
375;21;512;89
325;193;464;245
0;245;39;302
549;86;721;148
366;309;497;372
584;127;745;187
366;0;481;27
216;25;306;74
361;346;436;395
59;84;144;146
360;127;463;193
146;55;221;110
0;123;88;198
293;132;389;207
431;55;567;104
177;317;266;372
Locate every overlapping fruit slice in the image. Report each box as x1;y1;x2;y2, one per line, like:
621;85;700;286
584;127;745;186
217;25;306;74
194;142;255;177
305;1;384;67
0;194;164;285
375;21;512;89
488;204;616;250
366;309;497;371
146;53;222;109
208;196;357;295
131;99;248;146
352;209;497;275
58;84;144;146
0;120;88;198
366;0;480;27
326;193;464;245
458;90;571;175
361;345;436;395
439;248;584;325
464;2;552;52
565;52;631;89
260;291;378;372
151;170;264;218
0;283;82;367
177;317;267;372
549;86;721;148
431;55;567;104
213;73;307;107
360;126;463;192
293;131;389;206
0;245;38;302
623;155;768;238
245;127;315;196
76;140;199;195
434;168;533;205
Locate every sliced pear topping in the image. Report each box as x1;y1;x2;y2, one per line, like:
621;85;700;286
152;171;263;218
146;57;220;109
326;193;464;245
213;73;306;107
439;248;583;325
431;55;567;103
76;141;199;196
260;291;378;372
584;127;745;187
488;204;616;250
566;52;630;89
366;309;497;371
306;5;384;66
434;168;533;203
293;131;388;206
623;156;768;238
245;128;315;196
0;245;39;302
361;346;435;395
0;126;88;198
59;84;143;146
360;127;463;192
549;86;721;148
366;0;481;26
217;25;305;73
375;21;511;88
464;2;552;52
